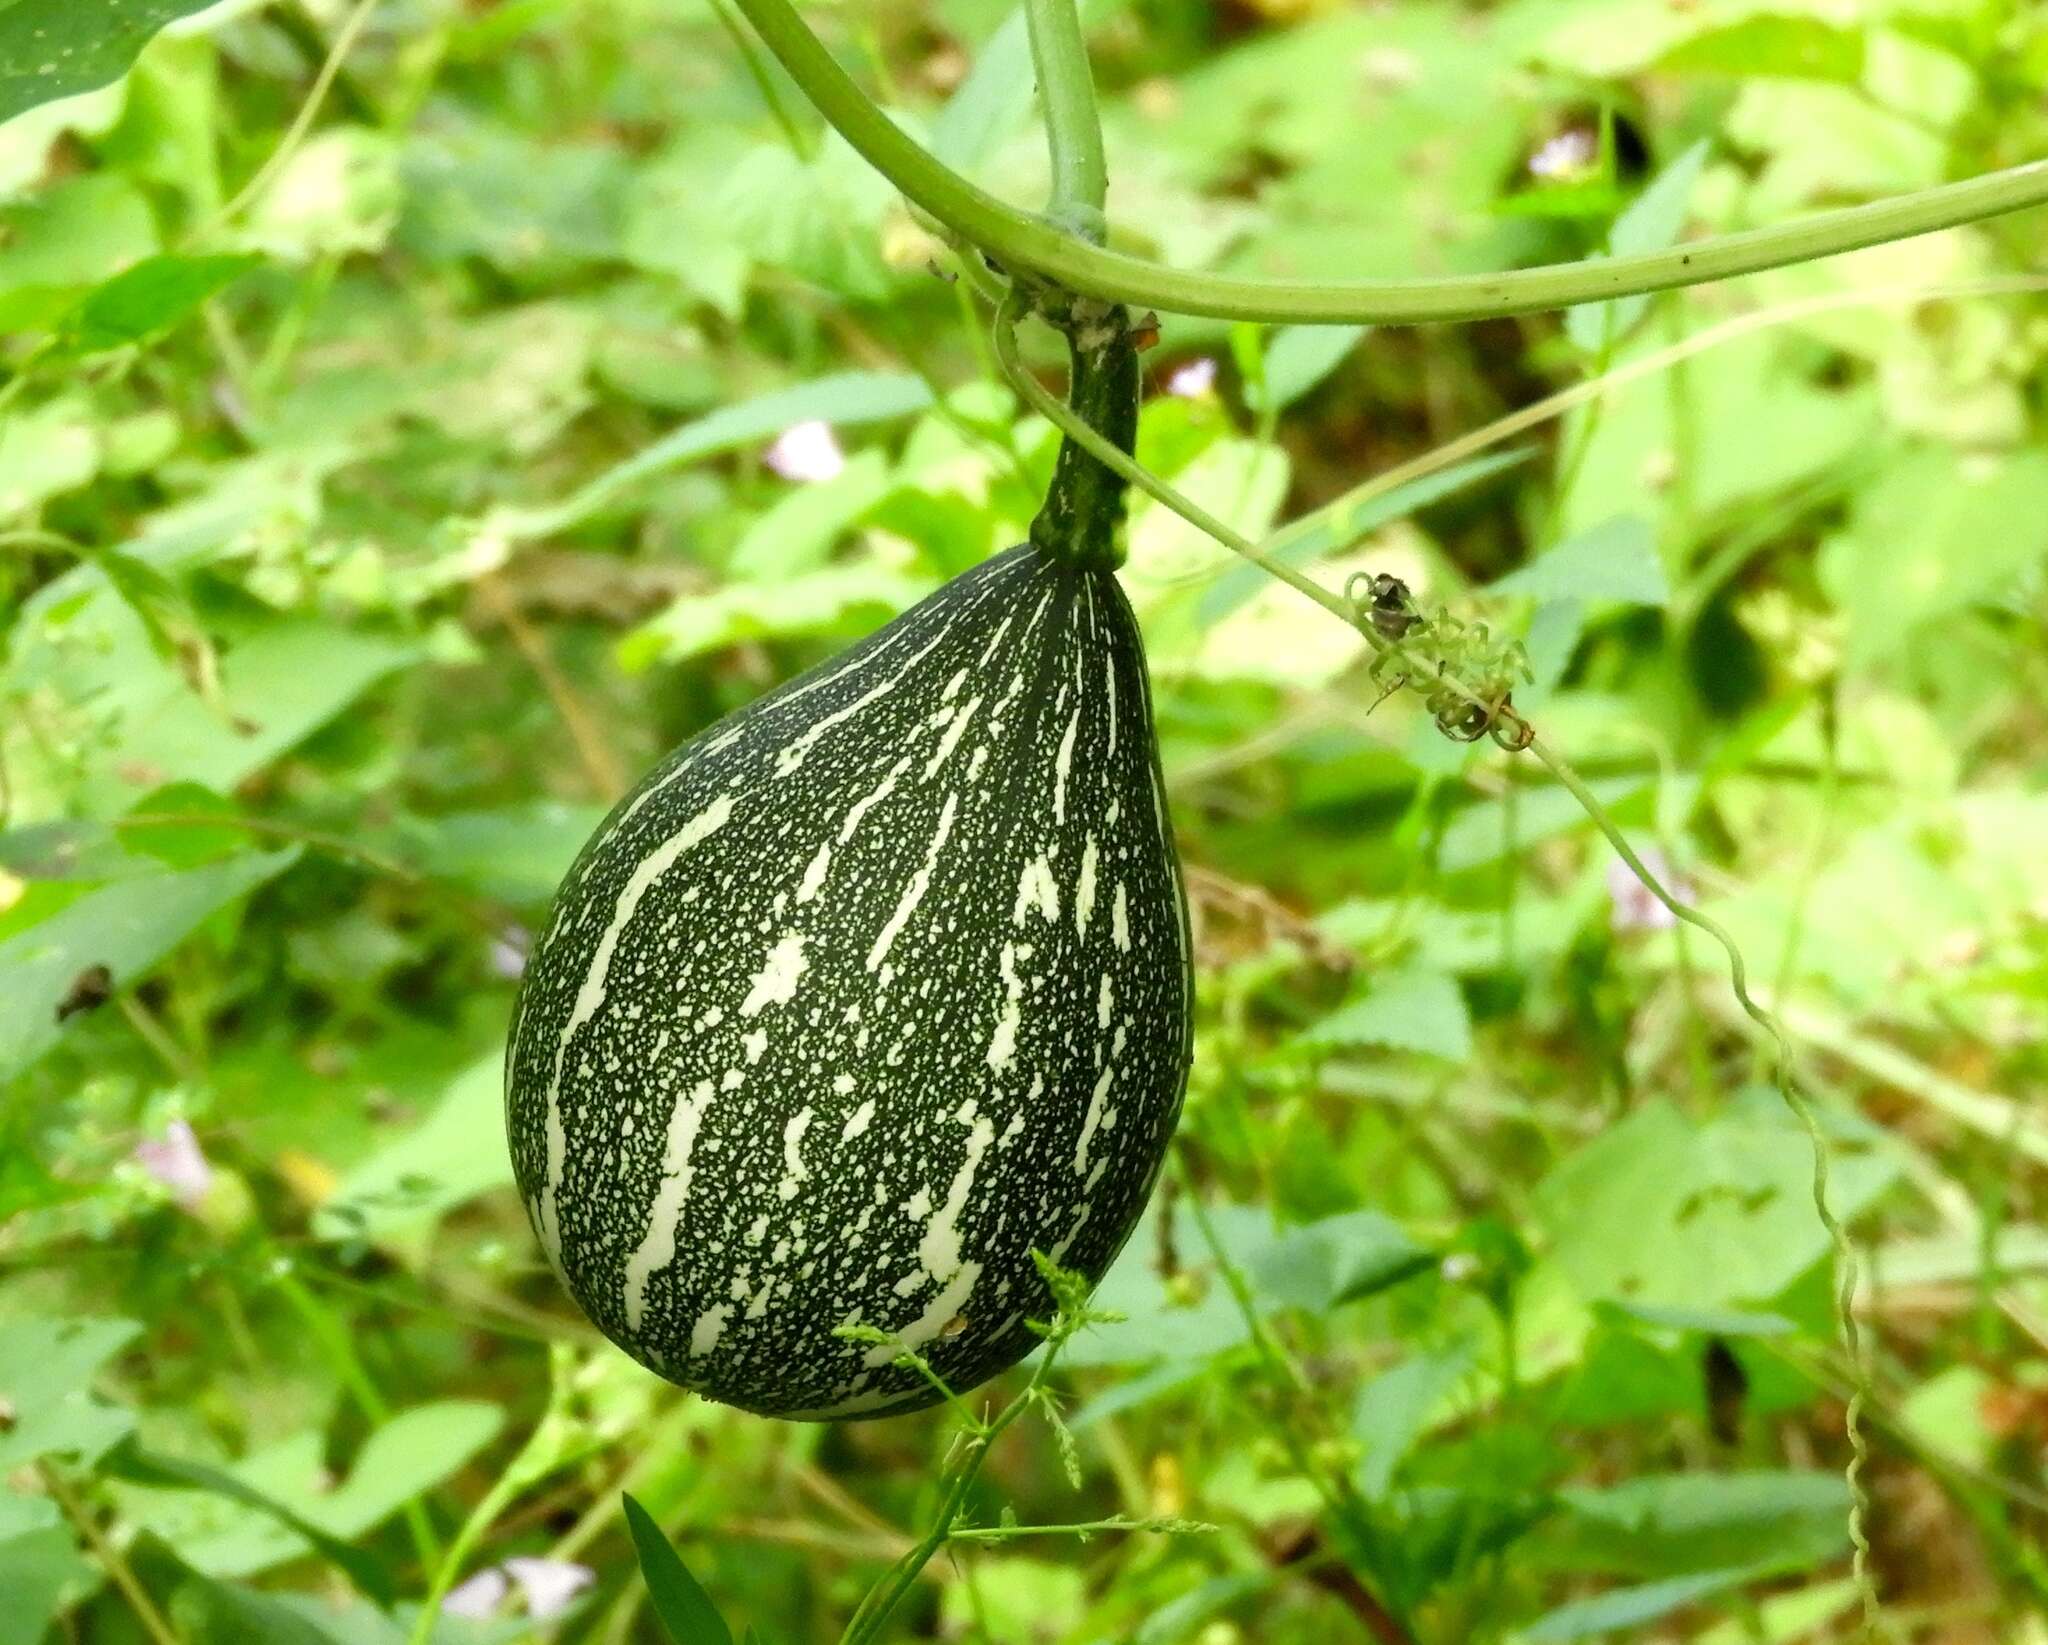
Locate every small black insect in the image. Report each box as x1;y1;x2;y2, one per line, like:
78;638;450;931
55;964;115;1023
1703;1336;1749;1445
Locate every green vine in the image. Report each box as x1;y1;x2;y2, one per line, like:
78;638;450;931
728;0;2048;323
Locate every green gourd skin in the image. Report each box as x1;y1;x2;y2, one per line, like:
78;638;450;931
504;312;1192;1419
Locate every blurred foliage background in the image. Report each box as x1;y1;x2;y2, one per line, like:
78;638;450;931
4;0;2048;1640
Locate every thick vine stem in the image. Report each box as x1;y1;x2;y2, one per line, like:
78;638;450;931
1023;0;1108;245
727;0;2048;325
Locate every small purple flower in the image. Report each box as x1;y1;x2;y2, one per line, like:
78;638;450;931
764;419;845;483
1608;847;1691;933
1166;357;1217;398
1529;129;1597;181
133;1120;213;1209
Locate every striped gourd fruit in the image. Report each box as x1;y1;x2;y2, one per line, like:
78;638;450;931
505;410;1194;1417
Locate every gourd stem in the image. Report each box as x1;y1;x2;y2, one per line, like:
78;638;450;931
725;0;2048;325
1023;0;1108;244
1022;293;1141;571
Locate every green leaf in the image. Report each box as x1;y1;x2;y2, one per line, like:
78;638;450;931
0;849;297;1077
313;1054;517;1255
122;782;245;868
0;1524;95;1645
1517;1564;1768;1642
1553;1471;1850;1579
1654;17;1866;84
1527;1095;1900;1319
622;1493;733;1645
0;0;221;124
382;802;607;906
1197;447;1536;625
1255;324;1368;412
103;1440;396;1608
45;253;257;357
1299;967;1473;1060
1248;1210;1435;1312
1352;1338;1479;1498
1436;774;1649;874
1819;446;2048;666
495;371;934;542
0;1317;140;1471
1489;515;1669;606
620;562;932;672
1130;1573;1271;1645
1566;141;1710;353
1596;1300;1796;1339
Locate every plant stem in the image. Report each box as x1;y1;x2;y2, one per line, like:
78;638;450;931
1023;0;1108;243
38;1463;183;1645
205;0;383;232
1526;736;1879;1632
838;1379;1036;1645
995;305;1349;621
726;0;2048;324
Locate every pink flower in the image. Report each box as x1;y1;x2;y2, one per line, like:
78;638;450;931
133;1120;213;1209
1607;847;1691;933
1165;357;1217;398
764;419;845;483
1530;129;1596;180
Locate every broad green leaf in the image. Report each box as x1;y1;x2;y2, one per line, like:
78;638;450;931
1247;1209;1434;1310
1256;324;1368;412
1526;1094;1899;1320
1552;1471;1849;1579
117;1403;503;1580
1517;1565;1767;1642
725;451;897;579
0;0;219;124
623;1493;734;1645
237;130;402;263
1818;446;2048;666
1437;775;1649;874
1654;17;1865;84
1130;1573;1271;1645
620;563;931;672
1352;1338;1479;1498
0;395;99;517
0;849;295;1076
0;174;157;298
1300;968;1472;1060
314;1054;517;1255
383;802;607;906
1488;515;1669;607
0;1525;94;1645
493;371;935;542
929;0;1124;174
122;782;245;868
104;1441;395;1606
1596;1300;1796;1339
1201;448;1534;626
1565;141;1709;354
46;253;257;357
0;1317;140;1471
